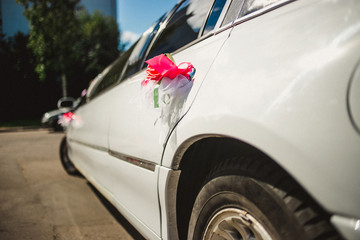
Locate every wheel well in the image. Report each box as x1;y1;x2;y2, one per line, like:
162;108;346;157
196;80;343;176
174;136;331;240
176;137;266;239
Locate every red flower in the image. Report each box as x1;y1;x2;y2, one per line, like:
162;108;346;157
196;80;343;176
142;66;162;86
142;54;194;86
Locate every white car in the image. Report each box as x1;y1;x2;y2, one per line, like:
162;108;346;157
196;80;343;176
61;0;360;239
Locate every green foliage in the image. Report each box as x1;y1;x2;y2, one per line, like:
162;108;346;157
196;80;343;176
15;0;120;97
16;0;81;82
75;10;120;82
1;1;120;122
0;32;62;122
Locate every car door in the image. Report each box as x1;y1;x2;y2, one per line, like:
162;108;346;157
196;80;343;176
66;46;135;175
66;15;169;239
105;0;231;238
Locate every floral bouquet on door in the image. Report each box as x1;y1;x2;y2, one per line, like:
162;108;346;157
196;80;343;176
141;54;195;136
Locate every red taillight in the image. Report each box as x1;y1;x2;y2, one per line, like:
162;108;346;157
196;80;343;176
63;112;74;121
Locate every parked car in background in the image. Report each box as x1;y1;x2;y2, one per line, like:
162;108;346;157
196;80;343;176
42;91;87;131
41;97;77;131
60;0;360;239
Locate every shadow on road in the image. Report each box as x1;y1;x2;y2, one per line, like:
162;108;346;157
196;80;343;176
87;182;146;240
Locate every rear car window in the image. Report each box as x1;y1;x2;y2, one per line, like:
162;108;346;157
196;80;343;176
121;15;166;80
89;43;137;99
221;0;244;27
146;0;215;60
202;0;227;35
239;0;282;18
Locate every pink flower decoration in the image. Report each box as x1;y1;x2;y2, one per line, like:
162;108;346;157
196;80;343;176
142;54;194;86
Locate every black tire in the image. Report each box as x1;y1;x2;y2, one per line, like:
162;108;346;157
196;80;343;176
59;137;79;176
187;156;342;240
53;122;64;132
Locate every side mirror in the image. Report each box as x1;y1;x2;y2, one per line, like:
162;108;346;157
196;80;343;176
57;97;75;109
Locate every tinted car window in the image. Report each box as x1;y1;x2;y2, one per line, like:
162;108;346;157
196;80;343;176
221;0;244;26
121;15;166;80
239;0;281;17
203;0;227;35
147;0;215;60
90;43;137;99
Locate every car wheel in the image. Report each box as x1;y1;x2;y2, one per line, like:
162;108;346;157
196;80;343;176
53;123;64;132
187;157;341;240
59;137;79;176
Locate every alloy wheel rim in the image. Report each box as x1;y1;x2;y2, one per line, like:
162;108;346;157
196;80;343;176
203;208;273;240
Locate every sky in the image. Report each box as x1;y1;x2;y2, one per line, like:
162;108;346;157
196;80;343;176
116;0;178;45
2;0;178;48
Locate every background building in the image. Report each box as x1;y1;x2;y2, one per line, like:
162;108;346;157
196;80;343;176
0;0;117;37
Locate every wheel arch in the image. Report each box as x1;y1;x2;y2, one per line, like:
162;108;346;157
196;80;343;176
171;135;332;240
173;135;275;239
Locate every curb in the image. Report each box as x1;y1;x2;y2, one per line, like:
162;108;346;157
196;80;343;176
0;126;44;133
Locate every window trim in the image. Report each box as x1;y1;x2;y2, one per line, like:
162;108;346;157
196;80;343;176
214;0;295;35
212;0;234;33
87;42;138;101
219;0;244;30
199;0;231;38
168;0;232;57
140;1;184;69
118;13;169;83
86;62;116;101
141;0;230;66
87;77;119;101
233;0;296;26
88;57;127;100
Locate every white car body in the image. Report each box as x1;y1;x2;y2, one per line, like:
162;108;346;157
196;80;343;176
66;0;360;239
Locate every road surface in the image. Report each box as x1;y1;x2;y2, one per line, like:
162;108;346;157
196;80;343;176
0;129;144;240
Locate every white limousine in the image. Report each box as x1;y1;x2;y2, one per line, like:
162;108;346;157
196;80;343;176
60;0;360;239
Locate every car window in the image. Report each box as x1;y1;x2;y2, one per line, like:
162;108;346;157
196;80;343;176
120;15;166;81
221;0;244;27
202;0;227;35
239;0;281;17
146;0;215;60
89;42;137;99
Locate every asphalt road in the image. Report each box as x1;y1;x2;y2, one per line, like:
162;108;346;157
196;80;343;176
0;129;144;240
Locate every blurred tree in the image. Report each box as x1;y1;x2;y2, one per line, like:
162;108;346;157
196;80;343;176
0;32;62;123
16;0;81;97
69;10;120;96
77;10;119;76
0;0;120;123
15;0;120;98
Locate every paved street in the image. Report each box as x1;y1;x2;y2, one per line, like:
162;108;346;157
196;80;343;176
0;129;143;240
